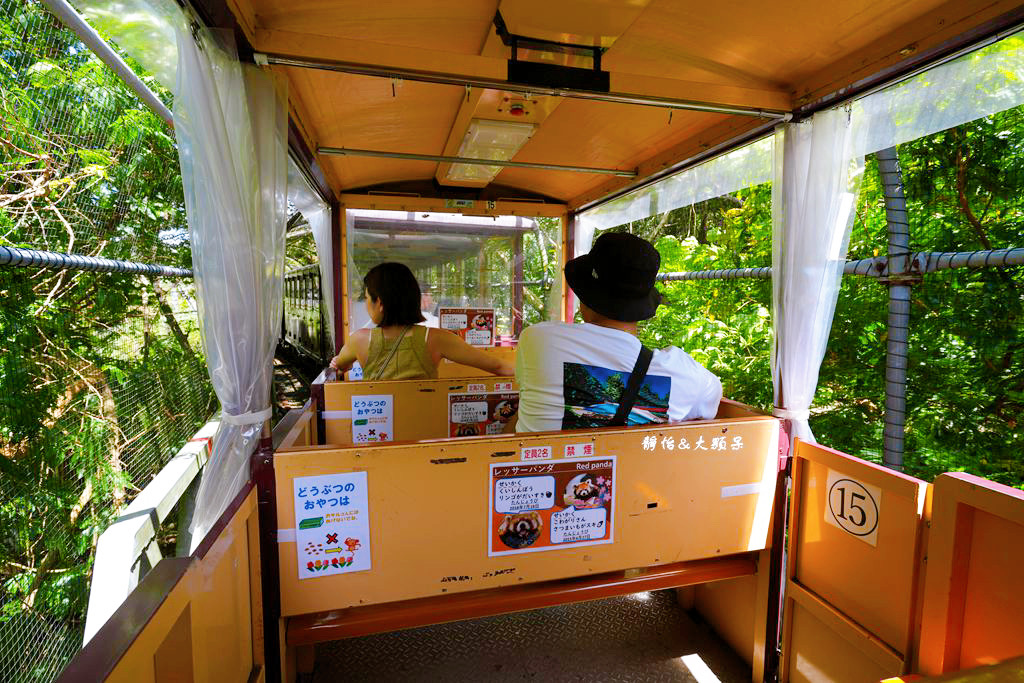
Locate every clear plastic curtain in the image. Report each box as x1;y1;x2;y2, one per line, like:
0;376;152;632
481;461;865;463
850;33;1024;158
771;109;864;442
70;0;180;88
287;160;334;349
172;26;288;546
576;137;774;255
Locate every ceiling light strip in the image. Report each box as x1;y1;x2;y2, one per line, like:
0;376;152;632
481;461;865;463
260;53;788;120
318;146;637;177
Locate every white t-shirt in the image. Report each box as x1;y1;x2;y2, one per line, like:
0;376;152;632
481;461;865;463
515;322;722;433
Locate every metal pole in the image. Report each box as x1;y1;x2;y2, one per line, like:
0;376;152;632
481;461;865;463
0;245;192;278
876;147;912;471
38;0;174;127
654;247;1024;283
259;53;790;120
317;146;637;177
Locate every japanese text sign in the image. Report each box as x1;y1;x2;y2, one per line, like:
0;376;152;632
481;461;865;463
294;471;371;579
439;307;495;347
351;394;393;443
449;391;519;437
488;457;615;556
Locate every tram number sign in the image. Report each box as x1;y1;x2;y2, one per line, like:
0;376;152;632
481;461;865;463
824;469;881;547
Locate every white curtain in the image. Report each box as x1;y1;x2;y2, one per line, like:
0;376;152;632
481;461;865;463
287;160;334;349
771;109;864;442
172;25;288;546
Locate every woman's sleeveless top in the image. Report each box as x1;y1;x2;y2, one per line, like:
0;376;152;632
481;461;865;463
363;325;437;380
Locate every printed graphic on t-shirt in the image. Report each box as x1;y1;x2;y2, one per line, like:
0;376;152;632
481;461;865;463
561;362;671;429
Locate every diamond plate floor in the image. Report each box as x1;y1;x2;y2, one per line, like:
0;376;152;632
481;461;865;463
312;590;750;682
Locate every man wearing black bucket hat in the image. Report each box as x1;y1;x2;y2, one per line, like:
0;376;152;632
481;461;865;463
515;232;721;432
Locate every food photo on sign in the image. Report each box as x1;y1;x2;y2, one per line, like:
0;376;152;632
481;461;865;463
488;457;616;556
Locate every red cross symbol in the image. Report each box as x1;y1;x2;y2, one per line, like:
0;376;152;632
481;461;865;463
326;533;338;544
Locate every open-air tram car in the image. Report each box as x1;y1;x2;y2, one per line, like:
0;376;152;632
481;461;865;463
51;0;1024;681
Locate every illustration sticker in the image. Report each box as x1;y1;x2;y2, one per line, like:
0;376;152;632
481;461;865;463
449;391;519;437
439;307;495;347
823;469;882;547
294;471;371;579
351;394;393;443
488;457;615;556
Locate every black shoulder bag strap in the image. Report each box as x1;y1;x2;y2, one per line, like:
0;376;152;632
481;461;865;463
608;345;654;427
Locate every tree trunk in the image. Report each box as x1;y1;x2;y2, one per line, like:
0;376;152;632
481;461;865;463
146;277;202;373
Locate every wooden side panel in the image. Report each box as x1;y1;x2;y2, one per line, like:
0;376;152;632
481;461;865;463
786;601;894;683
104;490;261;683
694;574;757;665
693;545;772;680
438;347;516;378
321;375;517;445
276;417;779;616
189;494;257;683
781;441;927;682
917;473;1024;676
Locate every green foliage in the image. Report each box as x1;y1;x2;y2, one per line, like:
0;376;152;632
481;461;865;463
0;2;214;679
616;111;1024;489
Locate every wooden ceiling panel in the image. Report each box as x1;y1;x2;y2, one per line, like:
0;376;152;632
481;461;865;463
323;157;441;192
248;0;498;54
494;98;722;200
604;0;951;89
231;0;1023;204
282;68;466;189
497;0;653;48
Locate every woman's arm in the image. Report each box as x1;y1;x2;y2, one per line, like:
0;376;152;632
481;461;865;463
329;329;370;372
431;329;515;376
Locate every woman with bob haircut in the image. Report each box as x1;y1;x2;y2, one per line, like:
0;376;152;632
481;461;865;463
329;262;514;380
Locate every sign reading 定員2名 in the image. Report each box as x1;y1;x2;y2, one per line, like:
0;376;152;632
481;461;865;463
824;468;882;547
294;471;371;579
488;456;615;556
351;394;393;443
439;307;495;347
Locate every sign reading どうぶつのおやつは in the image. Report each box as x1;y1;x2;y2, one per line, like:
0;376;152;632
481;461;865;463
351;394;393;443
294;471;371;578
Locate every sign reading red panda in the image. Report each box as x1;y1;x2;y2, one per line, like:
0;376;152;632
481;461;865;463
449;391;519;437
488;456;615;556
439;306;495;347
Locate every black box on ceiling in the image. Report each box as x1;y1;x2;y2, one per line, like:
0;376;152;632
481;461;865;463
507;61;610;93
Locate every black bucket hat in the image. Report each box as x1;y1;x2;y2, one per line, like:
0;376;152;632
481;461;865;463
565;232;662;322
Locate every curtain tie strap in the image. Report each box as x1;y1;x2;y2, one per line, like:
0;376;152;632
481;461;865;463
773;407;809;421
222;406;272;425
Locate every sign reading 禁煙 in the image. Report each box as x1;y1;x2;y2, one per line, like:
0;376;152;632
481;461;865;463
439;307;495;347
449;391;519;437
823;469;882;546
563;443;594;458
488;457;615;556
294;471;371;578
351;394;393;443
